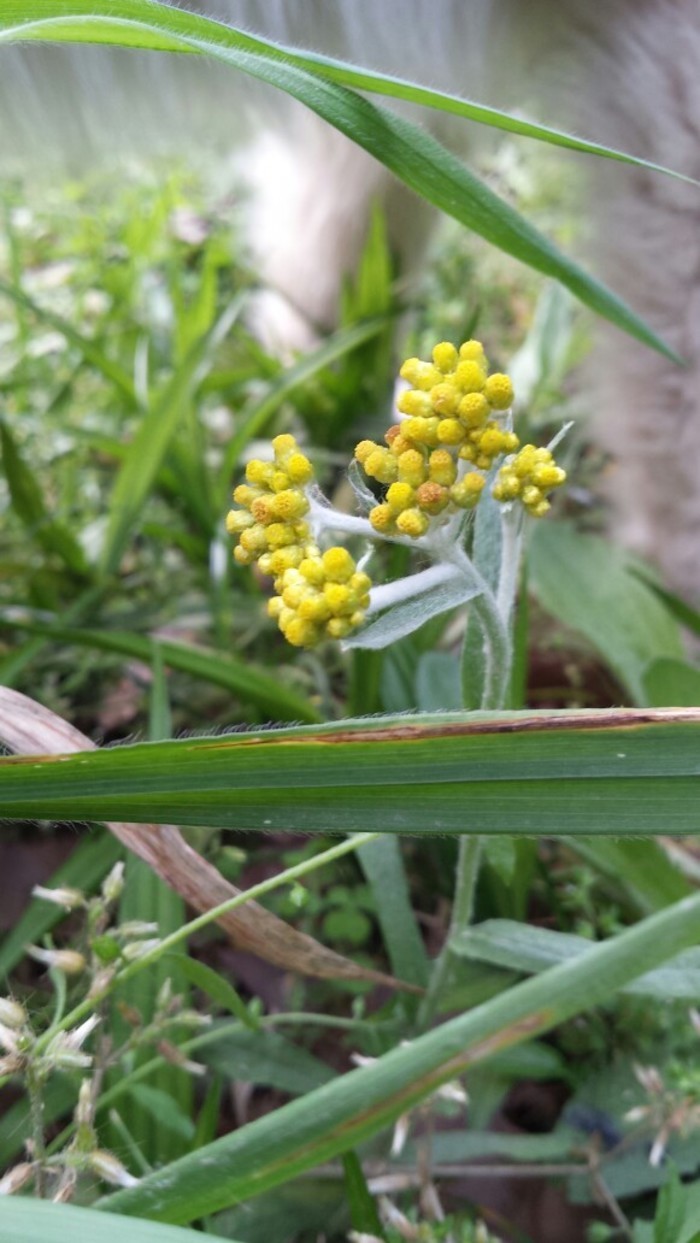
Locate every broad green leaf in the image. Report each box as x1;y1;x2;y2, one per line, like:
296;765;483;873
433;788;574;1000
345;572;482;650
0;1199;244;1243
0;615;319;723
0;1;677;357
2;707;700;837
454;918;700;999
100;890;700;1222
198;1027;334;1095
529;522;684;704
644;657;700;707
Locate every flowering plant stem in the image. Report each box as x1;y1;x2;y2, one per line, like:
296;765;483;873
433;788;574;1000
421;511;521;1029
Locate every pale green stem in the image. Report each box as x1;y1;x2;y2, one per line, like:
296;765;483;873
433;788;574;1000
32;833;379;1058
421;511;523;1029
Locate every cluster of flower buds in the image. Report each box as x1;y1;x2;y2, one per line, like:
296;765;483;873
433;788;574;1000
268;546;371;648
226;435;371;647
354;338;564;536
492;444;567;517
226;341;567;650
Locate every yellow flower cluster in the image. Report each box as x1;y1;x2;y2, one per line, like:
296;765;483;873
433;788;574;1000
354;339;565;532
492;445;567;517
226;434;371;647
268;547;372;648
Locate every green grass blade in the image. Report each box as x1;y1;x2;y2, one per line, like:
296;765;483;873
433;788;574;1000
0;616;319;723
100;292;245;575
0;275;136;403
0;420;91;578
99;890;700;1222
454;918;700;1000
0;1;677;357
0;1199;245;1243
1;708;700;835
218;315;389;496
358;836;429;989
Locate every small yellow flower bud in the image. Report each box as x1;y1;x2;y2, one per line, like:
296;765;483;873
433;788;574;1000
459;339;488;366
233;545;254;566
397;449;428;488
298;595;331;623
432;341;459;372
455;360;486;393
450;474;486;508
322;546;355;583
250;495;274;524
415;481;449;515
286;452;314;485
245;459;274;487
401;416;440;448
284;617;319;647
458;392;490;428
399;358;442;390
428;449;457;487
430;383;459;417
326;616;354;639
397;388;432;418
364;448;399;484
232;483;258;508
264;522;297;549
369;504;394;533
270;490;309;521
484;372;514;410
225;509;253;535
396;508;430;538
239;524;268;556
386;481;415;513
355;439;379;465
271;433;297;457
324;583;352;614
299;556;326;586
436;418;465;446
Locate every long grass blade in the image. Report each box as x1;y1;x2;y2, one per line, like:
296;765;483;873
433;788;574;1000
0;706;699;837
0;1;678;357
100;889;700;1222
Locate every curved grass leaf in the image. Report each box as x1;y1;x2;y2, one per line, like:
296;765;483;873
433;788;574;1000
100;890;700;1222
0;615;319;723
1;707;700;836
453;919;700;999
0;0;677;358
100;292;245;576
0;1199;244;1243
0;275;136;403
0;420;91;578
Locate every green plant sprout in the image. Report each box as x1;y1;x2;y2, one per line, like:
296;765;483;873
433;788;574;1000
227;337;566;713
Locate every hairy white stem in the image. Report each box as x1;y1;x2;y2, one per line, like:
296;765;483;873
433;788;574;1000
366;562;459;615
